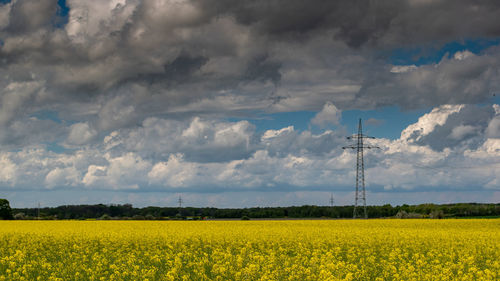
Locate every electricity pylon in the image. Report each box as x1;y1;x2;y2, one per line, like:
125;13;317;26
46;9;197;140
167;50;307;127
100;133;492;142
178;195;183;208
342;119;379;219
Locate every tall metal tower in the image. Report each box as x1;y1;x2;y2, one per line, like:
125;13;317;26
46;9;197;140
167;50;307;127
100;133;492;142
342;119;379;219
329;193;334;207
177;195;183;208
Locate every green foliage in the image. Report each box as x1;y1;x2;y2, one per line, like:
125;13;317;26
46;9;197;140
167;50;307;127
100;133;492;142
0;199;13;220
395;210;423;219
14;213;25;220
99;214;112;220
395;210;408;219
10;202;500;220
429;209;444;219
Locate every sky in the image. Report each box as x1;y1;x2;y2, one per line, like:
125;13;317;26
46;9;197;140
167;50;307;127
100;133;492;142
0;0;500;208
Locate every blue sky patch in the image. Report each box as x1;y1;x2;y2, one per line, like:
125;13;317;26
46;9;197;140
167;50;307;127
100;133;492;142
341;106;430;139
30;110;62;123
229;106;429;140
44;142;68;153
229;111;316;133
55;0;70;28
390;38;500;66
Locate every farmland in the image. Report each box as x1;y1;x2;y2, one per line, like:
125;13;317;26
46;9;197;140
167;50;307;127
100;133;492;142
0;220;499;280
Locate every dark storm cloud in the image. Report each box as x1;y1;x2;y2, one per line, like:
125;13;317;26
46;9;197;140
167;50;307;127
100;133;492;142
243;54;281;84
194;0;500;47
356;50;500;109
5;0;58;33
193;0;405;47
126;54;209;86
0;0;499;146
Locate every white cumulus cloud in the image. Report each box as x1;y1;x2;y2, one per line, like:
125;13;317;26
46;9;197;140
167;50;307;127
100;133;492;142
311;102;341;128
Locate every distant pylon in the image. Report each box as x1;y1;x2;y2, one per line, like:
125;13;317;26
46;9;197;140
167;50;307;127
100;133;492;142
329;193;334;207
178;195;183;208
342;119;379;219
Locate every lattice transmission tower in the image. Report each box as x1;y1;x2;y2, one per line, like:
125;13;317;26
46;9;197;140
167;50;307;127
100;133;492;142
342;119;379;219
178;195;183;208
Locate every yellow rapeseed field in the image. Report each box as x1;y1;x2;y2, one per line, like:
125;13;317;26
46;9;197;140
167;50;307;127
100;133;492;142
0;219;498;280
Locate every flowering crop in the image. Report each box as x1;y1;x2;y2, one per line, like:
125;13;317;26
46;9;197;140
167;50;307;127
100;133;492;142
0;219;498;280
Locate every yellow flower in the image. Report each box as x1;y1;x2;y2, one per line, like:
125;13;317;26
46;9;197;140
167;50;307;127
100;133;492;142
0;219;498;280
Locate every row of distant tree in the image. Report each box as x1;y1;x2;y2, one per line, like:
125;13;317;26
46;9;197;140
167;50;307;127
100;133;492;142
3;199;499;220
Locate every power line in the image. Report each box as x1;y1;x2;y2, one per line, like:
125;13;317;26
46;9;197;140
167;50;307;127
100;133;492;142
343;118;380;219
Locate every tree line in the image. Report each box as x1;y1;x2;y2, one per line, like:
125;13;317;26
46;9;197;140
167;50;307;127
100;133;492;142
4;200;499;220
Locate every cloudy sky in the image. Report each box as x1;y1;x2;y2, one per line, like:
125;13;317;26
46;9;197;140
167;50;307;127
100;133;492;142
1;0;500;208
